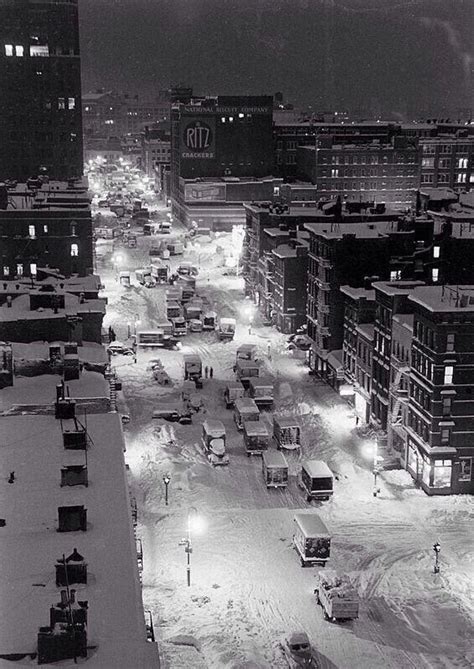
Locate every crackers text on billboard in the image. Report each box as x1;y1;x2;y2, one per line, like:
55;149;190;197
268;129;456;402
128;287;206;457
181;118;215;159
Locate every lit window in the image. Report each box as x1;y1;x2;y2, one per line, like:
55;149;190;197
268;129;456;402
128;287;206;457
331;169;339;178
70;243;79;257
68;97;75;110
446;333;455;352
273;186;280;196
433;246;440;258
238;113;244;118
458;457;472;482
104;119;114;125
58;98;66;110
15;45;24;57
390;270;401;281
457;157;468;169
457;172;467;183
440;428;450;444
43;224;48;233
4;44;13;56
28;225;36;238
3;266;9;276
432;268;439;282
229;116;234;122
30;45;49;57
16;264;23;276
85;106;90;112
30;263;37;276
444;366;453;384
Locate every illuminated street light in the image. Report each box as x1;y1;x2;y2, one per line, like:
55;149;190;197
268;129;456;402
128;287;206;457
178;507;205;587
363;439;384;497
163;473;171;505
433;542;441;574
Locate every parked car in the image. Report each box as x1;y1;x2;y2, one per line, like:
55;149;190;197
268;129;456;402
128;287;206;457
107;342;134;356
282;632;318;668
262;450;288;488
299;460;334;502
152;404;192;424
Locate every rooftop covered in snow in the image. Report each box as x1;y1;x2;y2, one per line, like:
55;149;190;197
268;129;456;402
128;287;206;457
0;373;158;667
304;220;405;240
409;285;474;313
2;178;91;212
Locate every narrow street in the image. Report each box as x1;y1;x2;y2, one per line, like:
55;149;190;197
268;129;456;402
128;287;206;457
100;229;473;669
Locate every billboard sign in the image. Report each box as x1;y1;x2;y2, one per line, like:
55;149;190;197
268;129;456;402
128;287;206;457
181;118;215;159
184;183;226;202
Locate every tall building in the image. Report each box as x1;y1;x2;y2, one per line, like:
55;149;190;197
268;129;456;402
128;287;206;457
0;0;83;181
419;136;474;191
170;95;275;228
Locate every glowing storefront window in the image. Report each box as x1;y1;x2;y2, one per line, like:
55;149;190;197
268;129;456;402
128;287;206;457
433;460;451;488
30;45;49;57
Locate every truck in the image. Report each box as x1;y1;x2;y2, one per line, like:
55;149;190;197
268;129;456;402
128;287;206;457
236;343;257;363
135;267;152;285
248;377;274;408
167;240;184;255
183;353;202;381
150;262;169;284
293;513;331;568
202;311;217;330
218;317;236;341
234;397;260;430
223;381;245;409
158;220;171;234
170;316;187;337
273;416;301;450
299;460;334;502
136;329;176;348
314;571;359;622
166;301;182;320
235;359;260;389
184;301;203;322
243;421;270;456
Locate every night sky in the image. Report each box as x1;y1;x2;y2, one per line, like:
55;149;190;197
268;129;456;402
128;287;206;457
79;0;473;118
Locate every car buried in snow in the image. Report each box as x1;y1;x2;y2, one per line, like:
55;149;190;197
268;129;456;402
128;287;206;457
201;419;229;466
282;632;319;668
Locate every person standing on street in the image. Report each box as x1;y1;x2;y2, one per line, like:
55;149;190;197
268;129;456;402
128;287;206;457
209;367;214;379
204;365;209;379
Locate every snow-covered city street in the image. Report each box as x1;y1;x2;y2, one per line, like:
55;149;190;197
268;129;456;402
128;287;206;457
100;225;474;669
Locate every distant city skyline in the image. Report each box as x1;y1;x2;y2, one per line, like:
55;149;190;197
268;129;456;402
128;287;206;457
79;0;473;119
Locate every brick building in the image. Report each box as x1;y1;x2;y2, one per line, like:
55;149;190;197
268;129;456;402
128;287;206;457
297;136;420;209
0;0;83;181
171;95;275;227
0;179;93;278
419;136;474;191
404;285;474;495
267;237;309;334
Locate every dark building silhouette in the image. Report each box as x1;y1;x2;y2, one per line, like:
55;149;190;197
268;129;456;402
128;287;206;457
0;0;83;181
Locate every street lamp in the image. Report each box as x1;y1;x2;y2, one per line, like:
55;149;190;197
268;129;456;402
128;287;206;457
363;439;384;497
178;507;205;587
127;322;131;338
433;541;441;574
163;473;171;505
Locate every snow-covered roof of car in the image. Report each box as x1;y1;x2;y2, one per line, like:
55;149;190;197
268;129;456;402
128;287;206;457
234;397;259;411
203;419;225;435
302;460;333;479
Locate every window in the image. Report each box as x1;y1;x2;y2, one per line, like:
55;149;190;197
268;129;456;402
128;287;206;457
445;333;455;352
457;173;467;183
422;157;434;168
287;155;296;164
439;158;450;168
30;45;49;57
331;168;339;178
440;428;450;444
70;243;79;257
444;366;454;384
433;246;440;259
58;98;66;110
68;97;75;110
457;157;468;169
16;263;23;277
442;398;452;416
15;45;24;57
432;268;439;282
28;225;36;238
458;457;472;482
421;174;434;183
433;460;451;488
438;173;449;184
4;44;13;56
30;263;37;276
390;270;402;281
228;116;234;122
43;224;48;233
3;266;9;276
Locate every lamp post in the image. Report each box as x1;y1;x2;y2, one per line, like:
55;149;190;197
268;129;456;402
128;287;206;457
178;507;203;587
433;541;441;574
163;474;170;505
127;322;131;339
372;439;383;497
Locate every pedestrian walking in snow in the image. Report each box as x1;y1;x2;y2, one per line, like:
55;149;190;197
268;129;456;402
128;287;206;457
209;367;214;379
355;416;360;427
204;366;209;379
8;471;15;484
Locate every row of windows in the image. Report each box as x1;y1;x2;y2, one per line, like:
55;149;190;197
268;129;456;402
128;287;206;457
422;157;469;169
4;44;50;57
422;143;472;154
414;322;456;352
